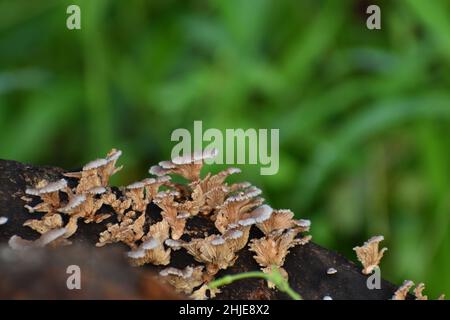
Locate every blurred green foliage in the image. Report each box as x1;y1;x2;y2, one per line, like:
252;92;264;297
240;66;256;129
1;0;450;297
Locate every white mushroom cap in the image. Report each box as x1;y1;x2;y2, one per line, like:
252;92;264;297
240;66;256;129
323;296;333;300
126;181;148;190
159;266;194;278
106;149;122;162
225;186;262;204
227;167;241;174
58;194;87;213
365;235;384;245
210;236;226;246
127;248;146;259
294;219;311;228
239;205;273;226
149;165;168;176
171;148;218;165
158;161;176;169
37;228;67;246
141;237;159;250
0;216;8;225
155;190;180;199
164;239;184;250
83;158;108;170
127;176;169;190
86;186;107;195
327;268;337;275
126;237;160;259
26;179;67;195
223;228;244;240
238;217;256;226
252;205;273;223
8;227;67;250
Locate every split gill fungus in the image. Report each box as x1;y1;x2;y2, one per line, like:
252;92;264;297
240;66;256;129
11;148;312;299
10;148;443;300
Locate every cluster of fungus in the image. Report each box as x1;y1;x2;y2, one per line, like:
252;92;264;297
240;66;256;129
392;280;445;300
13;148;311;299
352;235;444;300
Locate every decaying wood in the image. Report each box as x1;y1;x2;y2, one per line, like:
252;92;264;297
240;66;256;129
0;159;405;300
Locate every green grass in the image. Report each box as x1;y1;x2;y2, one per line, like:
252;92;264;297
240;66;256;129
1;0;450;298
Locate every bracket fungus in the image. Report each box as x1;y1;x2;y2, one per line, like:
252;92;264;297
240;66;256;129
353;235;388;275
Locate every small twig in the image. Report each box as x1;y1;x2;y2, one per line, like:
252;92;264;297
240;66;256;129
208;267;302;300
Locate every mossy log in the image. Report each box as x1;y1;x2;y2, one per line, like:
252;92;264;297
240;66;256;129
0;159;401;300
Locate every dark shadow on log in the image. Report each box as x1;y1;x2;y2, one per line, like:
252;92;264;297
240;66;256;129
0;159;402;300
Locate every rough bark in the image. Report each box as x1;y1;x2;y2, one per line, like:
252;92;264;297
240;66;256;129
0;159;401;300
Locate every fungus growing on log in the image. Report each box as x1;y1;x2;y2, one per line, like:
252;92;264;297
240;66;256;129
353;235;388;275
392;280;415;300
249;228;312;288
127;219;171;266
0;150;439;300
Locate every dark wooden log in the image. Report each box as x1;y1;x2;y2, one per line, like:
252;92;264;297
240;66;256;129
0;159;401;300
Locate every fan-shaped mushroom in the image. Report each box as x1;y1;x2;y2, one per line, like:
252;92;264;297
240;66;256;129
159;266;204;294
249;228;311;288
353;235;388;275
25;179;68;213
127;219;171;266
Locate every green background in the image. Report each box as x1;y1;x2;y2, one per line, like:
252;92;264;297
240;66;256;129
1;0;450;297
